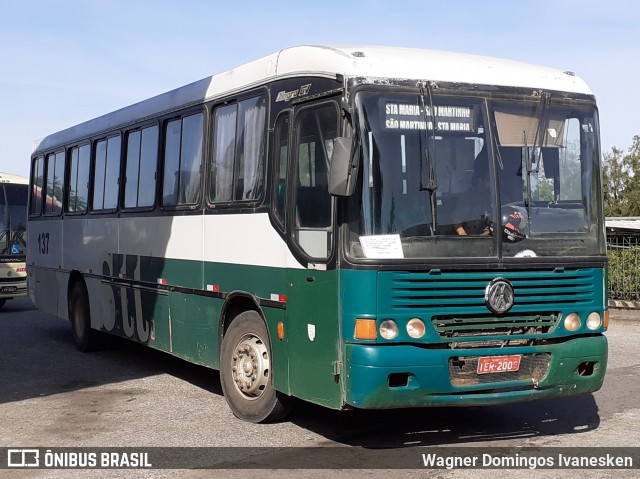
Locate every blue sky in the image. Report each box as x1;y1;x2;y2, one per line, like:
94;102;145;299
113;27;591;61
1;0;638;177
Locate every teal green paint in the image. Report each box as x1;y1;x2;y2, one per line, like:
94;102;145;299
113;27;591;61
100;255;303;399
374;268;606;343
168;293;219;368
261;307;289;394
203;259;290;391
202;261;287;301
340;269;378;321
160;256;203;289
98;253;608;412
338;267;607;410
285;268;342;408
345;335;607;409
146;292;171;351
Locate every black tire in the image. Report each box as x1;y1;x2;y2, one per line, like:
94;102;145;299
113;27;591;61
220;310;295;423
69;281;103;352
0;299;6;309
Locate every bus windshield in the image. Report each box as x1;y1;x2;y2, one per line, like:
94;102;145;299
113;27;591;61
347;90;604;260
0;183;28;257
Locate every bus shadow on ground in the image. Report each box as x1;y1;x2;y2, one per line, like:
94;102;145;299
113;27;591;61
0;299;222;405
288;393;600;447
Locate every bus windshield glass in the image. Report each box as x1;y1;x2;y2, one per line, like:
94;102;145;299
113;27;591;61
347;90;603;260
0;183;28;257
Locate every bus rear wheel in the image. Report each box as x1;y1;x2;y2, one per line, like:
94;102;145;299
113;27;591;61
220;310;294;423
69;282;103;352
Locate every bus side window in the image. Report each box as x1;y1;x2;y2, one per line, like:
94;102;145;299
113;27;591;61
44;150;65;215
272;114;290;226
293;103;337;259
211;104;236;203
93;136;121;211
30;156;44;216
125;125;158;209
162;113;203;206
210;96;266;204
68;144;90;213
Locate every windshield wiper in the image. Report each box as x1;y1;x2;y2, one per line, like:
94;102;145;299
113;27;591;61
528;91;550;175
419;82;438;233
523;91;550;221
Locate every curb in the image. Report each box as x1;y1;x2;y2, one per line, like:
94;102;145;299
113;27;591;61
609;299;640;310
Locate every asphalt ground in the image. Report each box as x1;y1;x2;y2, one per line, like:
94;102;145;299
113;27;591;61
608;307;640;324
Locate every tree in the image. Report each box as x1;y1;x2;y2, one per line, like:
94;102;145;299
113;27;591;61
602;135;640;217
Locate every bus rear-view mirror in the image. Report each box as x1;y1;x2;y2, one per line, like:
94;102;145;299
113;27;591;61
329;136;357;197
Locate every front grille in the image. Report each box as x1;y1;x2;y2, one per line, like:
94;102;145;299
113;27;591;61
377;268;600;346
0;277;26;283
432;313;560;348
448;353;551;386
383;269;596;314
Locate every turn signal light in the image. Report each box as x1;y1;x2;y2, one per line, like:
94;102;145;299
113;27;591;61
277;322;285;340
355;319;377;340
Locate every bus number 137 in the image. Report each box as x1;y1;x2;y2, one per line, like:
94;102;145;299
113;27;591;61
37;232;50;254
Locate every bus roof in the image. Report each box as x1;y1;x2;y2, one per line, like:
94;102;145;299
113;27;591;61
0;172;28;184
32;45;593;155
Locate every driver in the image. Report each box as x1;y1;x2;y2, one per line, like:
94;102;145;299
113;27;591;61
454;149;493;236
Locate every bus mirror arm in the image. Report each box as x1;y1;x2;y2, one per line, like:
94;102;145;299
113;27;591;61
329;137;358;197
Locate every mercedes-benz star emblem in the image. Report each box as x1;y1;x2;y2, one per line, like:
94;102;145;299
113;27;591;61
484;278;514;314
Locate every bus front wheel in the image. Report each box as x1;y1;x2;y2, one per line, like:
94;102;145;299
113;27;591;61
69;282;103;352
220;311;294;423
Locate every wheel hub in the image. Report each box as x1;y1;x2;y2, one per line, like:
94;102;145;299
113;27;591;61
231;334;270;399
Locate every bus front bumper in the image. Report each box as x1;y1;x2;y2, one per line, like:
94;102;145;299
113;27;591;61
0;281;27;300
344;335;607;409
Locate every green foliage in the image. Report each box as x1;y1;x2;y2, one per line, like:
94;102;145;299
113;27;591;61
608;245;640;300
603;135;640;299
603;135;640;216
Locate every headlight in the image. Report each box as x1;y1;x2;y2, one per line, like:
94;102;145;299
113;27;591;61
564;312;581;331
586;312;602;330
407;318;426;338
379;319;398;340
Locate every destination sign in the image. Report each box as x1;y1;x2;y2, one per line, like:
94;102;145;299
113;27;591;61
384;103;475;132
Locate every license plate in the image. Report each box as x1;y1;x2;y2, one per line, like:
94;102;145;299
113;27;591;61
477;355;522;375
0;286;17;293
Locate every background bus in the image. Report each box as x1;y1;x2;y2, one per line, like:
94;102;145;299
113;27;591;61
28;46;607;423
0;173;28;308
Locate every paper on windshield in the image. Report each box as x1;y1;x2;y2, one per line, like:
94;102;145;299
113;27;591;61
359;234;404;259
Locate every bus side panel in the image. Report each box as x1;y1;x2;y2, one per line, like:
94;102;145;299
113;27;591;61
150;215;207;363
203;213;292;392
119;216;176;269
87;253;172;350
286;268;342;409
118;216;176;350
74;217;119;332
165;292;216;367
63;218;100;326
206;261;289;391
27;218;63;316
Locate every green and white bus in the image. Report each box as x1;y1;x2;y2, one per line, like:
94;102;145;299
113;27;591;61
0;173;28;308
28;45;608;422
